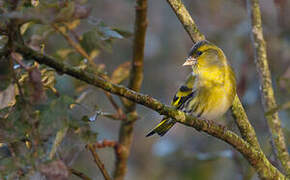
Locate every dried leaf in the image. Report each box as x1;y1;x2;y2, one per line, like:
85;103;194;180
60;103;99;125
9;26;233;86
49;127;68;159
111;61;131;84
41;69;58;95
64;19;80;30
55;1;75;22
20;22;34;35
73;4;91;19
31;0;39;7
56;48;74;59
0;84;16;109
28;34;43;51
11;52;23;62
28;66;47;104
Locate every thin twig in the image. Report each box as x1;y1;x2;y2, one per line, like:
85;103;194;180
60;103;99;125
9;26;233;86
104;91;125;120
102;74;126;120
265;101;290;116
101;112;122;121
69;168;92;180
52;24;94;65
86;144;112;180
247;0;290;174
94;140;123;157
94;140;118;149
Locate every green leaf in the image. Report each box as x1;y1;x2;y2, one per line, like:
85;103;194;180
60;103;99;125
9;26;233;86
80;23;126;54
39;95;75;133
55;1;75;22
80;28;102;54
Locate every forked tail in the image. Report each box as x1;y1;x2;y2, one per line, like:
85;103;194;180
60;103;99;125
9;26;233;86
146;118;176;137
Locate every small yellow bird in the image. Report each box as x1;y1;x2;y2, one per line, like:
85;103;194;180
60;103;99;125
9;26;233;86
147;40;236;137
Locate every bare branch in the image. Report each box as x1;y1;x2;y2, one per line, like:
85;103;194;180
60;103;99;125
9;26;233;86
86;144;112;180
114;0;148;179
69;168;92;180
166;0;205;43
247;0;290;174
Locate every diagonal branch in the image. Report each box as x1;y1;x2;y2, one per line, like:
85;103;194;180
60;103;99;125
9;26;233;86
166;0;205;43
86;144;112;180
15;44;285;179
114;0;148;179
69;168;92;180
166;0;261;150
52;24;94;65
247;0;290;174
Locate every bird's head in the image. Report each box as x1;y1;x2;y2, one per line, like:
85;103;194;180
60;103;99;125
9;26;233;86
183;40;226;69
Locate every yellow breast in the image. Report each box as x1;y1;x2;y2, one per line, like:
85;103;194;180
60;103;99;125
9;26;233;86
188;65;236;120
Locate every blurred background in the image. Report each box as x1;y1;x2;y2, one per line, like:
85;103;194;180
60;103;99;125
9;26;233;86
0;0;289;179
67;0;290;179
83;0;289;179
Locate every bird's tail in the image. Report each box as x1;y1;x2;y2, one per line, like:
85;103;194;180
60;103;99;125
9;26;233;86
146;118;175;137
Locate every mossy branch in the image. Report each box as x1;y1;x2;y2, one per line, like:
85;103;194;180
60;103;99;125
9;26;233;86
166;0;205;43
114;0;148;179
15;44;285;179
247;0;290;174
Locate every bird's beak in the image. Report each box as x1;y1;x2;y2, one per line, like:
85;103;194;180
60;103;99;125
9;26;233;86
183;56;196;66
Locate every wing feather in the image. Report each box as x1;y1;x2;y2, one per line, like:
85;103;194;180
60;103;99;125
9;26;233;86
171;74;197;110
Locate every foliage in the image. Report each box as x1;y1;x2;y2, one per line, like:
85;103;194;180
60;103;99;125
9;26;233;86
0;0;130;179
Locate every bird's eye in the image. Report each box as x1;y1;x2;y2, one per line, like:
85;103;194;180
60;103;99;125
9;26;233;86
196;51;203;56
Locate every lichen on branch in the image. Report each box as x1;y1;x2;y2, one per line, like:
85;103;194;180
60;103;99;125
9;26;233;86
247;0;290;174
